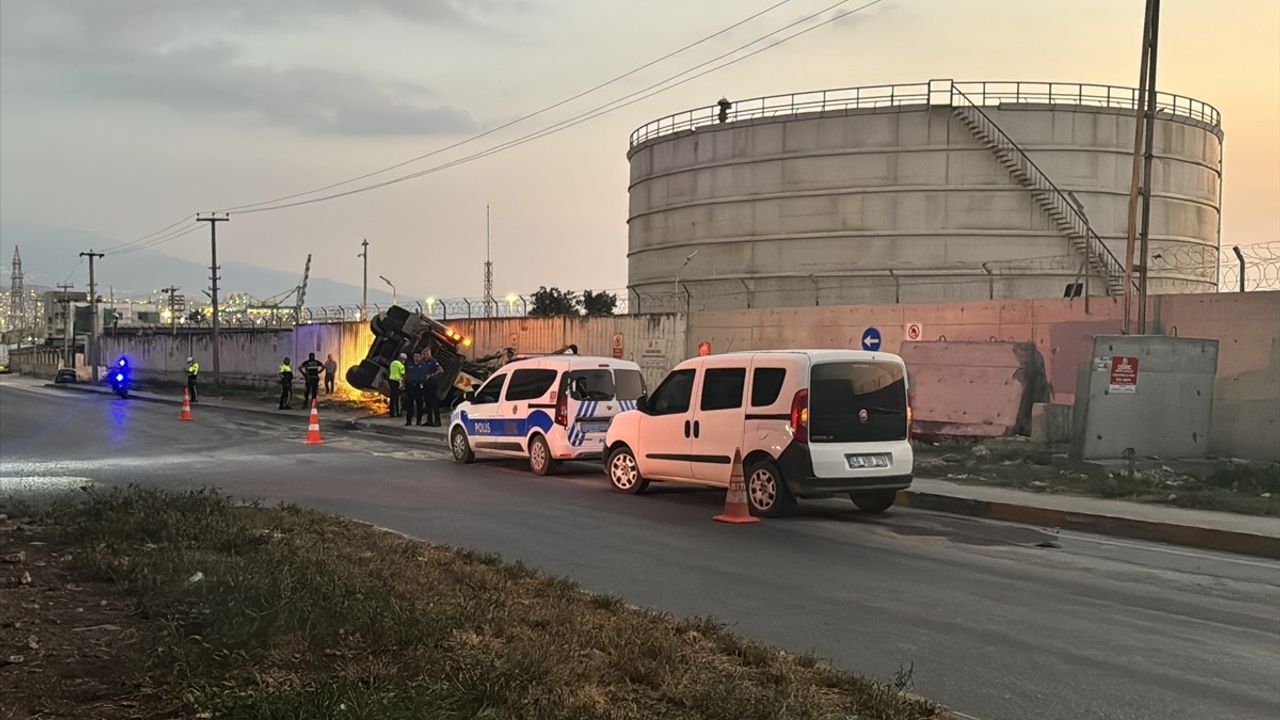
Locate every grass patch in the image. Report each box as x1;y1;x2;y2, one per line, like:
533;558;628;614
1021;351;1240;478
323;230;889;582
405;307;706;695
914;442;1280;517
2;488;946;720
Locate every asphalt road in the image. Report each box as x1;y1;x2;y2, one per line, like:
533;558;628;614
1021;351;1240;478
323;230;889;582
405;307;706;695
2;376;1278;720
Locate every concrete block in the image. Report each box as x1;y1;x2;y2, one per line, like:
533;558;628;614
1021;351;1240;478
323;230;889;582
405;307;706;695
1072;335;1218;459
1030;402;1073;445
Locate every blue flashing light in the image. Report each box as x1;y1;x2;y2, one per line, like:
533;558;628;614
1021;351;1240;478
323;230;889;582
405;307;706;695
117;358;127;367
115;373;125;382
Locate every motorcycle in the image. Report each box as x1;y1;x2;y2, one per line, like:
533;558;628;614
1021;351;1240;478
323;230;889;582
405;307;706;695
109;357;131;399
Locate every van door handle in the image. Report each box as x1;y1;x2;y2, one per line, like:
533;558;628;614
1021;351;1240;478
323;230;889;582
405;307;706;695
683;420;691;437
693;420;701;438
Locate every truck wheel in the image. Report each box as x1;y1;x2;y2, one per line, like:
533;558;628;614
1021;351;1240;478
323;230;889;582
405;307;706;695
370;315;387;336
746;459;795;517
849;491;898;514
345;361;378;391
607;446;648;494
451;428;475;464
528;435;557;476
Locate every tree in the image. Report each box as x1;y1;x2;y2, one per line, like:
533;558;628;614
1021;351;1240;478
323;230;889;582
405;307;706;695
582;290;618;316
529;287;581;316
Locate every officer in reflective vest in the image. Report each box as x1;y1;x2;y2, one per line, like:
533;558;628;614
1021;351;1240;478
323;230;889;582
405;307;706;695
185;356;200;402
278;357;294;410
387;353;406;418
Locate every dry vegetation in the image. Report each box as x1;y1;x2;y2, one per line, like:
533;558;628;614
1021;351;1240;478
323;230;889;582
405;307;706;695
1;488;946;720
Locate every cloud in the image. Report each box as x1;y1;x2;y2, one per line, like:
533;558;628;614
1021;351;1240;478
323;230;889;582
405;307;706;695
0;1;485;137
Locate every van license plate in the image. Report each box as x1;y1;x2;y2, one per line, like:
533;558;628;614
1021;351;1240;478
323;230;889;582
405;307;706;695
578;420;610;433
846;454;891;469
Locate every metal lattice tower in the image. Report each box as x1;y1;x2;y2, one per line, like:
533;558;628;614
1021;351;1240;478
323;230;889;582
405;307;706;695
7;246;26;334
483;204;495;317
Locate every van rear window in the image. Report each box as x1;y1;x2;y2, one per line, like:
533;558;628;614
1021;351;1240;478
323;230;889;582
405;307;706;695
567;370;615;401
809;362;907;443
613;369;646;401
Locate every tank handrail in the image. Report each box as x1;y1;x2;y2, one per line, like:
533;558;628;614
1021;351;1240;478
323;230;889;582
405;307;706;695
629;79;1221;147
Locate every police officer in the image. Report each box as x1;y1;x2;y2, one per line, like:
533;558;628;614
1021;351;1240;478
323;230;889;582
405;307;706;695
421;347;444;427
299;352;324;406
387;353;406;417
185;356;200;402
278;357;294;410
403;351;427;427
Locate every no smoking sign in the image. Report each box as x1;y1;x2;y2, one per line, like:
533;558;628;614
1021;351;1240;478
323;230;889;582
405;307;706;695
904;322;924;342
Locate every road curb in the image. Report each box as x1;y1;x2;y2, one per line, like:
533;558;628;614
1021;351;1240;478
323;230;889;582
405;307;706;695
897;490;1280;560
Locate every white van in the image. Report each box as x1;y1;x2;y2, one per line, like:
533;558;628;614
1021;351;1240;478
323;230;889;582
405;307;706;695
604;350;913;516
449;355;646;475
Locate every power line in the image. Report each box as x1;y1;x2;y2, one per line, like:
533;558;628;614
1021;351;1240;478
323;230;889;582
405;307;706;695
215;0;797;213
99;214;196;254
235;0;881;215
109;223;204;256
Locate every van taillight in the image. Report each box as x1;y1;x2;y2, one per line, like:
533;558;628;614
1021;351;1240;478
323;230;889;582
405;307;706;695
790;389;809;444
906;404;913;439
555;390;569;427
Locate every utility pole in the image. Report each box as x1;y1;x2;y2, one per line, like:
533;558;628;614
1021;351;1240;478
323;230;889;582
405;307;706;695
1135;0;1161;335
56;283;74;368
160;286;180;336
1122;0;1155;335
79;251;104;381
483;205;495;317
358;239;369;320
197;213;229;387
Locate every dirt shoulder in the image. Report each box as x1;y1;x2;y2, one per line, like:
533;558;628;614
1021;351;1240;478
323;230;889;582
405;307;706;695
914;441;1280;517
1;489;946;720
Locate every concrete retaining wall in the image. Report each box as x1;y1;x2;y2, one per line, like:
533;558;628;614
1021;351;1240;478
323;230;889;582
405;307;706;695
76;290;1277;459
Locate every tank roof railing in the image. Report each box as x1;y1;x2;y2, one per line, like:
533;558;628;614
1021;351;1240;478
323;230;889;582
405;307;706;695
629;79;1222;147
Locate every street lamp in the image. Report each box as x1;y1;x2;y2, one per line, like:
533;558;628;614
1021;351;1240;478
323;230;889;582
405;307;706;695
674;250;699;292
378;275;397;307
425;296;436;316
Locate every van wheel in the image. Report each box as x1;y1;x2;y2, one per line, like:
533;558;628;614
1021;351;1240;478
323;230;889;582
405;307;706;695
451;428;474;464
607;446;648;494
746;459;795;517
529;435;557;476
850;490;897;514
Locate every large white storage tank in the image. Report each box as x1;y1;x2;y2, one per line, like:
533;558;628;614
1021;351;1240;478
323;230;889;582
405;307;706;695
626;80;1223;311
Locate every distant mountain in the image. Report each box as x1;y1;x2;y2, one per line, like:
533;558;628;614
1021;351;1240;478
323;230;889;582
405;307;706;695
0;220;392;307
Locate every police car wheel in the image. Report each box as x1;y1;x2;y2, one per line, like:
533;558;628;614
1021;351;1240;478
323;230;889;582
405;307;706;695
528;435;556;476
746;460;794;517
608;446;648;494
451;428;474;464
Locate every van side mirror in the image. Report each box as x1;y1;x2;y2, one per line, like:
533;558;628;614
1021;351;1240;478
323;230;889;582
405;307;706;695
465;391;476;402
635;394;648;413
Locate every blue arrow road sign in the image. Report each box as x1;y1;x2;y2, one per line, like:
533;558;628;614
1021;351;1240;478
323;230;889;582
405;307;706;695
861;327;882;351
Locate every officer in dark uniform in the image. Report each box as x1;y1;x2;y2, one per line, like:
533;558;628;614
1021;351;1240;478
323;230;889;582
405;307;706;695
299;352;324;406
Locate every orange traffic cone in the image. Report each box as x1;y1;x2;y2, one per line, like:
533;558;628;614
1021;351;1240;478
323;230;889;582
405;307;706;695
303;399;325;445
713;448;760;524
179;387;194;421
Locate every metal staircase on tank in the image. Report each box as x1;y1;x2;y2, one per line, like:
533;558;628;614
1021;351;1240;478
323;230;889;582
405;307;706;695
950;91;1131;296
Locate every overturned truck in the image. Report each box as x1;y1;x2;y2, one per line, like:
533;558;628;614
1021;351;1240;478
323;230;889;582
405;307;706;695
346;306;513;408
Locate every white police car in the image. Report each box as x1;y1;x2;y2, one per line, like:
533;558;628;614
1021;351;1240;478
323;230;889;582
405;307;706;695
449;355;645;475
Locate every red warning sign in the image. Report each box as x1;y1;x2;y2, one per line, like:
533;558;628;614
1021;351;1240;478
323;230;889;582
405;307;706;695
905;322;924;341
1108;356;1139;394
612;332;624;359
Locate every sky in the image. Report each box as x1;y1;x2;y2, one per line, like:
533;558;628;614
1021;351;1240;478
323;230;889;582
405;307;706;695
1;0;1277;303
